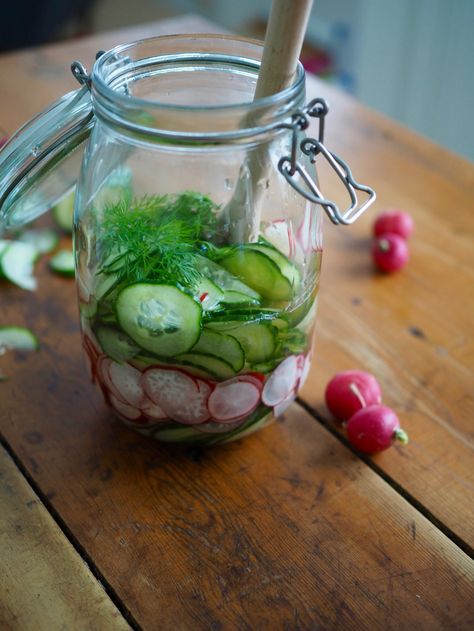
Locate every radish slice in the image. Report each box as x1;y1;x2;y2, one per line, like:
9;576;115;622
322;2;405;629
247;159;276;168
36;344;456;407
141;395;169;421
207;378;260;423
273;392;296;418
142;367;211;425
109;393;141;420
237;373;265;391
262;355;299;406
107;361;144;407
298;353;312;389
264;219;293;258
296;205;311;256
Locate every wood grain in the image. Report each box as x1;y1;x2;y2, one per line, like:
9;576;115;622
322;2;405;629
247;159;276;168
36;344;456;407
298;74;474;547
0;445;130;631
1;13;474;630
1;295;473;629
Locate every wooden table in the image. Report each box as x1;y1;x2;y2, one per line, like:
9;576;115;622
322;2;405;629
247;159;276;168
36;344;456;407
1;14;473;631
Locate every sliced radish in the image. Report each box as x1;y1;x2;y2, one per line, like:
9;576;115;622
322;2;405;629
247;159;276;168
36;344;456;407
245;371;266;386
273;392;296;418
141;395;169;421
107;361;144;407
295;205;311;256
142;367;211;425
264;219;294;258
262;355;299;407
207;378;260;423
109;393;141;420
298;353;312;389
237;373;265;391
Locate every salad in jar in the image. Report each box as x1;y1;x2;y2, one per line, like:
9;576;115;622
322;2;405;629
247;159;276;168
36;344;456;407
78;189;320;444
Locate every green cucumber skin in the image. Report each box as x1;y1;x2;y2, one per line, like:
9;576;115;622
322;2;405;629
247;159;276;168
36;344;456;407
191;328;245;372
223;321;277;364
219;249;293;302
176;352;236;380
95;326;140;362
116;283;202;358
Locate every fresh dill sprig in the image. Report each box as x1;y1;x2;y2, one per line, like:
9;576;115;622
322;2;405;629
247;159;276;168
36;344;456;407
99;192;219;286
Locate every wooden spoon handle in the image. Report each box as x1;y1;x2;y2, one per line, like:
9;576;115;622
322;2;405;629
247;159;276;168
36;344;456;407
255;0;314;99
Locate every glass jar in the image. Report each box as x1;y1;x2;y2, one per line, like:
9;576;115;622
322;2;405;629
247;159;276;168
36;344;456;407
0;34;375;445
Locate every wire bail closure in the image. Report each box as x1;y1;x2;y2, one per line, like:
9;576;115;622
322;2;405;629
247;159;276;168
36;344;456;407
278;98;376;225
71;51;105;90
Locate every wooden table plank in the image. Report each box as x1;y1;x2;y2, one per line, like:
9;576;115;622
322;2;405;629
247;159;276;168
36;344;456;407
1;321;473;629
0;16;472;549
299;75;474;547
1;13;474;630
0;445;130;631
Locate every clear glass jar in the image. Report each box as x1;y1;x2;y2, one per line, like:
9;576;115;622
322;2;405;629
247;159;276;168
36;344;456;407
0;34;374;445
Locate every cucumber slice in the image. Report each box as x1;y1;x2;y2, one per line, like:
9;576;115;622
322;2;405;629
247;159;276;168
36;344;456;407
177;353;236;380
0;241;37;290
225;321;276;363
192;328;245;372
221;290;260;306
52;189;75;232
18;229;59;255
0;326;39;352
249;243;301;289
194;277;224;312
50;250;75;277
196;256;261;300
151;423;204;443
219;249;292;302
116;283;202;357
96;326;140;362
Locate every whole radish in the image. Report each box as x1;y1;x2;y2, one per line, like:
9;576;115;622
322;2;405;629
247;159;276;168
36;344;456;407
346;405;408;453
325;370;382;422
373;210;414;239
372;233;409;273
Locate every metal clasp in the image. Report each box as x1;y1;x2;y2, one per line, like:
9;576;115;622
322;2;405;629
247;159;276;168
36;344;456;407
277;98;376;225
71;51;105;90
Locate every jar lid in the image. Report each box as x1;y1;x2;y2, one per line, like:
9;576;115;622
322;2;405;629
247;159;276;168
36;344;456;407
0;85;93;231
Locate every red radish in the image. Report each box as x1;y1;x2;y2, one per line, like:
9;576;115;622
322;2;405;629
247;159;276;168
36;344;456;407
141;396;169;422
237;373;265;390
273;392;296;417
264;219;295;258
107;361;144;407
0;136;8;149
262;355;299;406
109;393;142;421
374;210;414;239
372;233;409;273
207;378;260;423
298;353;312;389
347;405;408;453
325;370;382;422
143;367;211;424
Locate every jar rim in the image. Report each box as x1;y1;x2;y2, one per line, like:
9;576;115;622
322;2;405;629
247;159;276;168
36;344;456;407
92;33;306;115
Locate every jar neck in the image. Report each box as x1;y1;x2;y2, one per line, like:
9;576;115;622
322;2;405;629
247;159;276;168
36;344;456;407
91;34;306;144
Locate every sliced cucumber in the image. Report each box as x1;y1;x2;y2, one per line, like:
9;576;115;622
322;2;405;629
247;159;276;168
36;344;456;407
221;290;260;307
49;250;75;277
196;256;261;300
116;283;202;357
0;326;39;352
152;423;203;443
52;188;75;232
219;249;292;302
95;326;140;362
177;353;236;380
192;328;245;372
0;241;37;290
249;243;301;290
18;229;59;256
194;277;224;312
224;321;276;363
